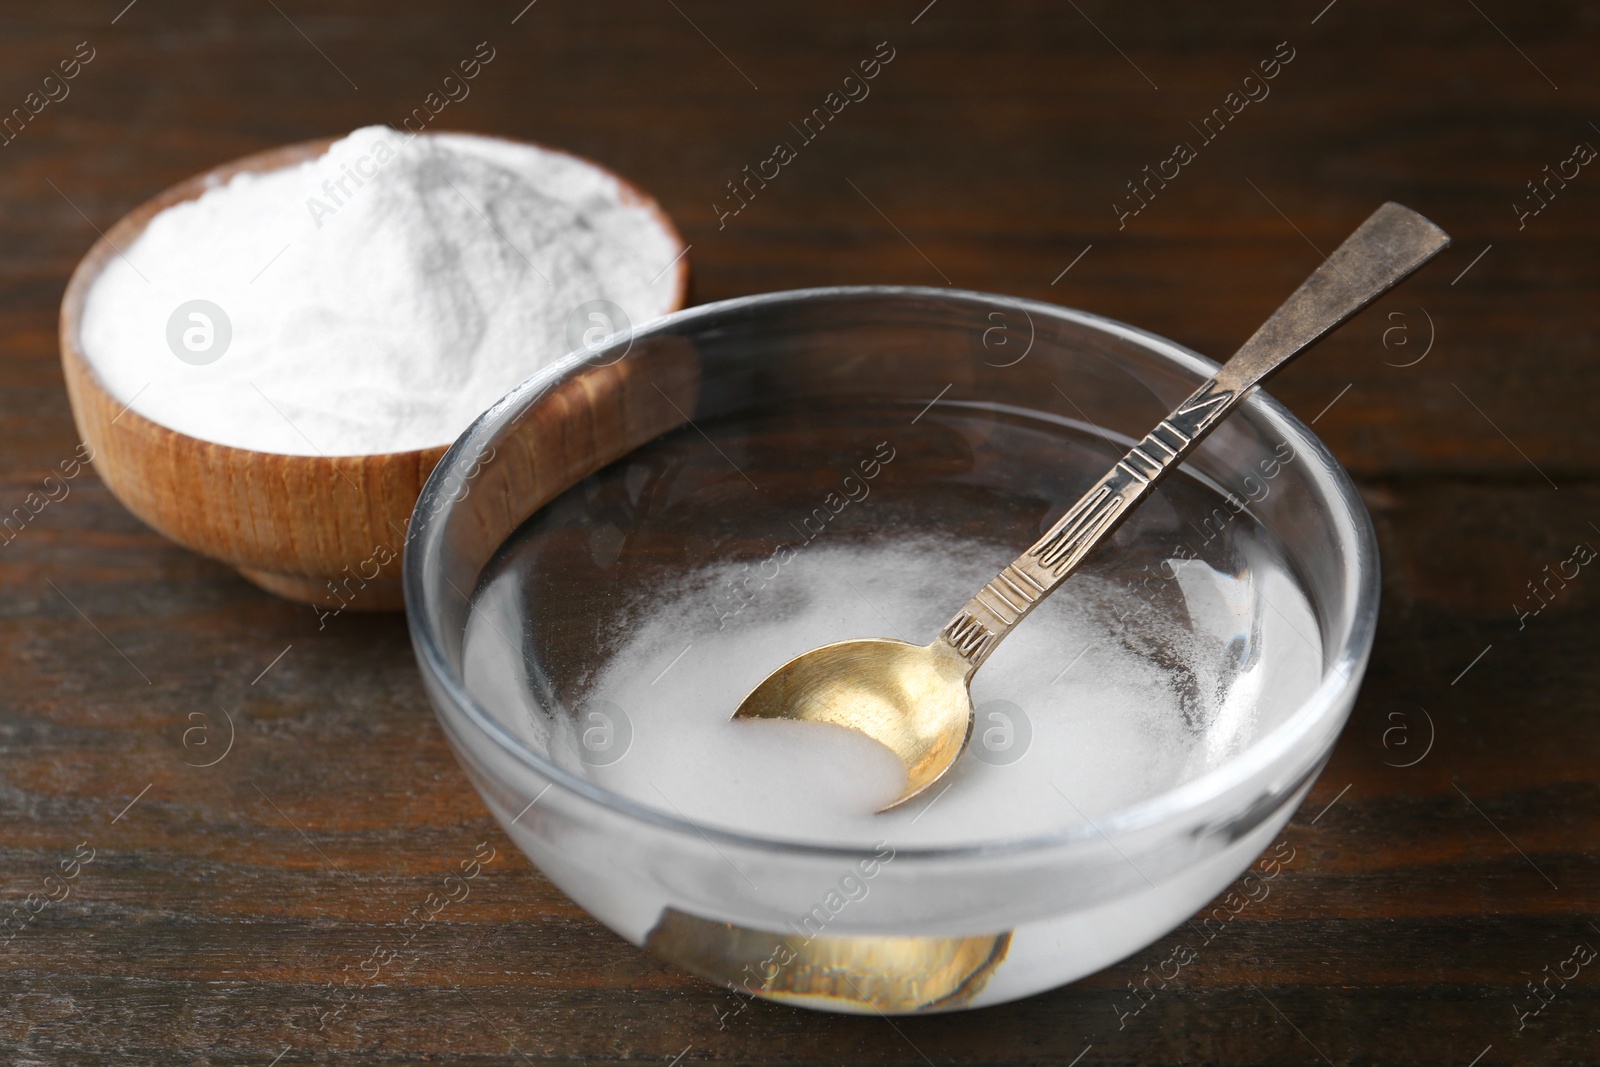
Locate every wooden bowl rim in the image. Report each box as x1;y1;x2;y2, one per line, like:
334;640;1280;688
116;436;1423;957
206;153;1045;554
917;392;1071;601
58;129;693;465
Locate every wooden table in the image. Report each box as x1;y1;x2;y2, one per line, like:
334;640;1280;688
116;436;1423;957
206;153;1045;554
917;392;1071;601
3;2;1595;1063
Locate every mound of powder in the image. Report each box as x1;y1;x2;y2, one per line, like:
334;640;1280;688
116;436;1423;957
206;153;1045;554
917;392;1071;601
78;126;683;455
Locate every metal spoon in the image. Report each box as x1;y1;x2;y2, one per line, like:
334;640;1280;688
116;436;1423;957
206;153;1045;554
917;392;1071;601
732;202;1450;810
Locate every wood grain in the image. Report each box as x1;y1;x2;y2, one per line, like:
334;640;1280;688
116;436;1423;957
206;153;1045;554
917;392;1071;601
1;1;1597;1064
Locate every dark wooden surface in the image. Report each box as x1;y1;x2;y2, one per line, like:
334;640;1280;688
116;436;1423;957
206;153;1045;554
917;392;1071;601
2;2;1597;1063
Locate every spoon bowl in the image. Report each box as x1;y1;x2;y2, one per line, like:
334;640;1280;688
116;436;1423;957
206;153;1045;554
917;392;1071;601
733;637;974;806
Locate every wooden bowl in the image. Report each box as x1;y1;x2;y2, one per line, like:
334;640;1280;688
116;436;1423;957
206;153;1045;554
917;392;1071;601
59;133;690;610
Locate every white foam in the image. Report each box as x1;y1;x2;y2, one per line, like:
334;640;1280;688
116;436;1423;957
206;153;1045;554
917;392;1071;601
464;533;1323;847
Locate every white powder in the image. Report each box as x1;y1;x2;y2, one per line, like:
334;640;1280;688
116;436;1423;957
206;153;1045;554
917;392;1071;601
463;533;1324;848
78;126;683;455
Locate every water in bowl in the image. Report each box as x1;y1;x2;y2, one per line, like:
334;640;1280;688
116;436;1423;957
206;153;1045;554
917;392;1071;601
462;399;1322;849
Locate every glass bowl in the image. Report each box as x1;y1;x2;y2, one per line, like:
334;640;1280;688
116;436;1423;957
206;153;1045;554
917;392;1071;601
404;286;1378;1014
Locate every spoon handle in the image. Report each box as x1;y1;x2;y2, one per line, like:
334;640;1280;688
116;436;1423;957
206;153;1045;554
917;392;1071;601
939;201;1450;672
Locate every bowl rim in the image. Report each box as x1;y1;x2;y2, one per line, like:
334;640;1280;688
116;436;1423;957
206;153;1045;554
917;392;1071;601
406;284;1380;861
59;128;693;463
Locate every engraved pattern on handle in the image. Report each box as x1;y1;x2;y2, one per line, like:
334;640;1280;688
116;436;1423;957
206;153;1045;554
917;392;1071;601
939;378;1233;668
936;202;1451;672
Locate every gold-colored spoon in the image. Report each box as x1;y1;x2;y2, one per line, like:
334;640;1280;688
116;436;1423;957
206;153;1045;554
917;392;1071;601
733;202;1450;810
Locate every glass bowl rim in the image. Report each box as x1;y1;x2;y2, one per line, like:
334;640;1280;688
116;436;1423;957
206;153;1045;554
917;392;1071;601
405;285;1380;862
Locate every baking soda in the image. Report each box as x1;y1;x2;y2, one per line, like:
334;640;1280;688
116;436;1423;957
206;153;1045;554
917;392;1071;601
79;126;682;455
464;532;1323;847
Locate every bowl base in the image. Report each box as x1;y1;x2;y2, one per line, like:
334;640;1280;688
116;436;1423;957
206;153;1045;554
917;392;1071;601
645;907;1010;1013
237;567;404;612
